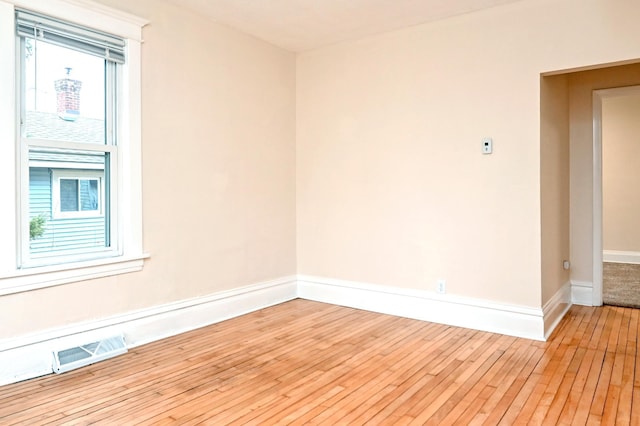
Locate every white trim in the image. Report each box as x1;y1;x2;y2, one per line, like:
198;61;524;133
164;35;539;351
603;250;640;264
0;275;578;386
571;280;594;306
119;36;144;262
0;275;297;386
51;169;104;219
543;281;572;339
593;90;604;306
296;275;546;341
0;1;18;294
0;254;149;296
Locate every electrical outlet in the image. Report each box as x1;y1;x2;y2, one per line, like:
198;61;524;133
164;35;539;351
437;279;446;294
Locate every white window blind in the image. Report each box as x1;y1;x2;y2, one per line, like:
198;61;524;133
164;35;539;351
15;8;125;63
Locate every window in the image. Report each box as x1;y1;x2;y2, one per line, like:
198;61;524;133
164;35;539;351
18;8;118;264
52;170;103;218
60;179;99;213
0;0;147;294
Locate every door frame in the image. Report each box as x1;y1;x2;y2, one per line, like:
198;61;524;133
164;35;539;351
592;85;640;306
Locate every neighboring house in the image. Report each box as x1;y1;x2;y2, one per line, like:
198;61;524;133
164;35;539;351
26;106;106;255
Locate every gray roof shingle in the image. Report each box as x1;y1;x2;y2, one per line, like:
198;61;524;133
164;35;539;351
25;110;105;145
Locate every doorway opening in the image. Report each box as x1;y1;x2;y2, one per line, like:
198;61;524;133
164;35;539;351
541;62;640;309
593;86;640;307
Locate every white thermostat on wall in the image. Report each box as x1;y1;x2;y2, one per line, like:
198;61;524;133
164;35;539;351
482;137;493;154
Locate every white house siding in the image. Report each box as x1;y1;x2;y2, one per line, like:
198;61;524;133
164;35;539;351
29;167;106;255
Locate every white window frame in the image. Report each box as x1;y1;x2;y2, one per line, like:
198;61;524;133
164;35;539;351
0;0;148;295
51;169;104;219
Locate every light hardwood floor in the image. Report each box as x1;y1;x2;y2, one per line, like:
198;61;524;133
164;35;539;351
0;300;638;425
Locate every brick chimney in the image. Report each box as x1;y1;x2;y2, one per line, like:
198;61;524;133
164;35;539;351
54;67;82;122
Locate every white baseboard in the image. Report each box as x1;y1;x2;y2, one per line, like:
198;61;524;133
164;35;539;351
543;281;572;339
0;274;577;387
603;250;640;264
571;280;594;306
297;275;546;341
0;276;297;386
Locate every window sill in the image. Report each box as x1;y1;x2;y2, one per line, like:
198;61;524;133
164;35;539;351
0;253;149;296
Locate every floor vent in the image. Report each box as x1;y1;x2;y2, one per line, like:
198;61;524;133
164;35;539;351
53;334;127;374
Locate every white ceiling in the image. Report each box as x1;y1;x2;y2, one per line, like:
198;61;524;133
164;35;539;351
171;0;523;52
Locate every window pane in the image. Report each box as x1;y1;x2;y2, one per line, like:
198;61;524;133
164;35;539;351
29;148;109;257
80;180;99;211
23;37;106;144
60;179;78;211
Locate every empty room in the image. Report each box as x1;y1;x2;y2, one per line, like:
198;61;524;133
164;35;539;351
2;0;640;423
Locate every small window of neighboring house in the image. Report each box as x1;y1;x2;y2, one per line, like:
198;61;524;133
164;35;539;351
52;170;104;218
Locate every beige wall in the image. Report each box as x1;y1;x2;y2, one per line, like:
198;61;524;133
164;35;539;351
540;75;570;303
3;0;640;340
602;93;640;252
568;64;640;284
0;0;297;338
297;0;640;307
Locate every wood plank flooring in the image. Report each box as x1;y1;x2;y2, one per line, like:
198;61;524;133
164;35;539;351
1;300;638;425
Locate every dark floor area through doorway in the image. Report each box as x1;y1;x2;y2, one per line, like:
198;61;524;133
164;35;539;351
603;262;640;308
